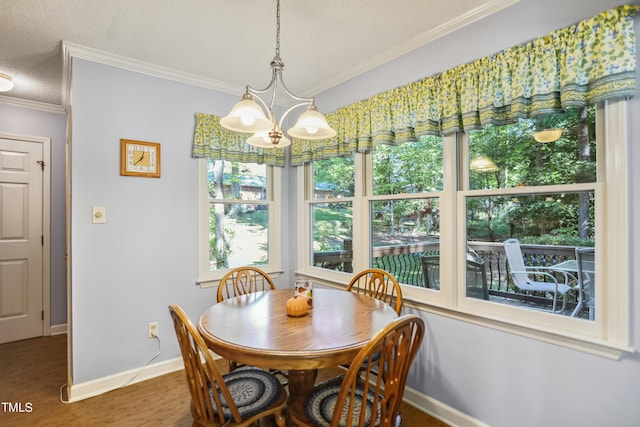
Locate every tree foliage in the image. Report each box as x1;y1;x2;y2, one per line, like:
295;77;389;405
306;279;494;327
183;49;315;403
468;107;596;243
313;107;596;245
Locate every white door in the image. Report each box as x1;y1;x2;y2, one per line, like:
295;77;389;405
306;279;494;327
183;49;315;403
0;137;44;344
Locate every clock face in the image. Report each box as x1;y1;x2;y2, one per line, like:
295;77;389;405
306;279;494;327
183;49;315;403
120;140;161;177
127;144;156;172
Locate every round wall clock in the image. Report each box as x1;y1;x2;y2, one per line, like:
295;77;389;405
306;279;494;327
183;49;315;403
120;139;161;178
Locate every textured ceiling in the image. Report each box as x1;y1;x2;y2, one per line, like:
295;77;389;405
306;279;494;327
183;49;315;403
0;0;518;111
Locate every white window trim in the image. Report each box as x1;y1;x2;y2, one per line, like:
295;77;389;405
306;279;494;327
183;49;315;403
297;100;633;359
197;158;283;287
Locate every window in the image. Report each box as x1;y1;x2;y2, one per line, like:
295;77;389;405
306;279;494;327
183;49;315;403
370;137;443;289
463;107;596;315
298;101;629;357
310;156;354;273
198;159;282;284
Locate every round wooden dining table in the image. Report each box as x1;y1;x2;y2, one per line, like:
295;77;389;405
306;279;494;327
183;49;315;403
197;287;398;427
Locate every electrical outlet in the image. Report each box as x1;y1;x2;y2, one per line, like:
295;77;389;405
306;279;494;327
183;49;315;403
148;321;159;338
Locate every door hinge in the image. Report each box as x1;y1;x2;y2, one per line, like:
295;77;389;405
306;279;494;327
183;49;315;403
37;160;45;170
42;310;44;320
42;235;44;246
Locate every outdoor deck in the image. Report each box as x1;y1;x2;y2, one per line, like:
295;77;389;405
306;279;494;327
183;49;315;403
314;240;588;317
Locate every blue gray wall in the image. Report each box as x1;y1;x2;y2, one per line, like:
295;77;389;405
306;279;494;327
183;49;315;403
1;0;638;426
68;58;293;381
311;1;640;426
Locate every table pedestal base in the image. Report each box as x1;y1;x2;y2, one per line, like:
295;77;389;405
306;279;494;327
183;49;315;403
286;369;318;427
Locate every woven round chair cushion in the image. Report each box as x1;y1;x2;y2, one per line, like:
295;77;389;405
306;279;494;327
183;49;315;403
211;367;282;420
304;377;380;427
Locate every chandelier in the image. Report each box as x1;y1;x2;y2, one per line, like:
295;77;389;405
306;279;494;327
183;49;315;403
220;0;336;148
0;73;14;92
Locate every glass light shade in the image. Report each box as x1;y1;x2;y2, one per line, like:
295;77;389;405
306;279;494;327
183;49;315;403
220;97;273;133
247;131;291;148
0;73;14;92
534;128;562;143
287;108;336;140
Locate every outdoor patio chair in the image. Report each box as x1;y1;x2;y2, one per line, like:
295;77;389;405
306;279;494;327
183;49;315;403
421;255;440;289
466;259;489;300
575;247;595;320
503;238;572;313
421;255;489;299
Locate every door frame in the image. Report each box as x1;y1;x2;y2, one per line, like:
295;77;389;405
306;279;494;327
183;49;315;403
0;131;51;336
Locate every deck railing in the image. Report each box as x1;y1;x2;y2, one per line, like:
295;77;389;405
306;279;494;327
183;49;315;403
313;240;579;307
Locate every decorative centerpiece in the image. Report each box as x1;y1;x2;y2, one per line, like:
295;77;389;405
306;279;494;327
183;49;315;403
286;295;309;317
294;280;313;308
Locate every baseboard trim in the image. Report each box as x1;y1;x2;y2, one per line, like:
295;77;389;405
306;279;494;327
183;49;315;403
67;354;484;426
402;385;490;427
68;356;185;402
50;323;68;335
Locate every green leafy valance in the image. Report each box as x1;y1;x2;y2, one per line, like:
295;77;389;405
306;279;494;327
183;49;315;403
290;4;638;165
191;6;637;167
192;113;285;167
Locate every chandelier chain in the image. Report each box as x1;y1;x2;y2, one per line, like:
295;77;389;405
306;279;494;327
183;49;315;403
275;0;281;58
220;0;336;146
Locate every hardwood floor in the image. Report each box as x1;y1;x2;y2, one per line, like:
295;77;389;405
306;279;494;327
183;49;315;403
0;335;449;426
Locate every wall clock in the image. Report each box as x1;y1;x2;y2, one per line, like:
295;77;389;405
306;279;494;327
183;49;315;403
120;139;161;178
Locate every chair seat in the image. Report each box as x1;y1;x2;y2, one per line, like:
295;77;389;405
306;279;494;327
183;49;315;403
304;377;380;427
213;367;284;421
521;280;572;295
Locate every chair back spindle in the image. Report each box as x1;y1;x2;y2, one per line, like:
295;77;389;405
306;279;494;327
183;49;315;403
347;268;403;315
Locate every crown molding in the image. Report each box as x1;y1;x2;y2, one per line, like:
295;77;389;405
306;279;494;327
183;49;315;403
0;94;65;114
304;0;520;98
62;41;244;98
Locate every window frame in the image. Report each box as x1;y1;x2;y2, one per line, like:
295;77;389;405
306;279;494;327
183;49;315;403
297;100;631;359
197;158;283;286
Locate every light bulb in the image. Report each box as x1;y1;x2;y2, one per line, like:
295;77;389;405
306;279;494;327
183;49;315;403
240;113;256;127
305;126;318;135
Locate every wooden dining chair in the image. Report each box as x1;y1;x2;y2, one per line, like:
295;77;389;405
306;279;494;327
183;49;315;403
346;268;403;315
168;304;287;427
215;266;285;380
216;266;276;303
304;314;425;427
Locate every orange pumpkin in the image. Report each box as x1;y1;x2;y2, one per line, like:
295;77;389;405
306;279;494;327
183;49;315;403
286;295;308;317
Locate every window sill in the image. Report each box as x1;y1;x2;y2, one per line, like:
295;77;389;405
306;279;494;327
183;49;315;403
403;298;634;360
197;269;283;289
294;271;633;360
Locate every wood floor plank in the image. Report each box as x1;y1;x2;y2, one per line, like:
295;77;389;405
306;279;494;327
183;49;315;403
0;335;449;426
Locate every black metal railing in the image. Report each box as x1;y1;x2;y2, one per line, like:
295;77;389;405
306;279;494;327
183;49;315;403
313;240;579;308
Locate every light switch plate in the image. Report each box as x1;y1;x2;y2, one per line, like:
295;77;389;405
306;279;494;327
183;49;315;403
92;206;106;224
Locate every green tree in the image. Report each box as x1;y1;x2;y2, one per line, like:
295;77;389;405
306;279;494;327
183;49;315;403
467;107;596;243
313;156;355;197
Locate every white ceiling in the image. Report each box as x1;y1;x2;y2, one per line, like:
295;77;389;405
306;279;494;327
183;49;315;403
0;0;518;111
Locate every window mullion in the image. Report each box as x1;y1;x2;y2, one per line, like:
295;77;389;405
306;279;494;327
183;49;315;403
439;133;459;304
354;151;369;273
601;100;629;346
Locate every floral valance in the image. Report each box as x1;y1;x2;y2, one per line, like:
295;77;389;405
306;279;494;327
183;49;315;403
191;5;637;167
192;113;285;167
290;4;638;165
